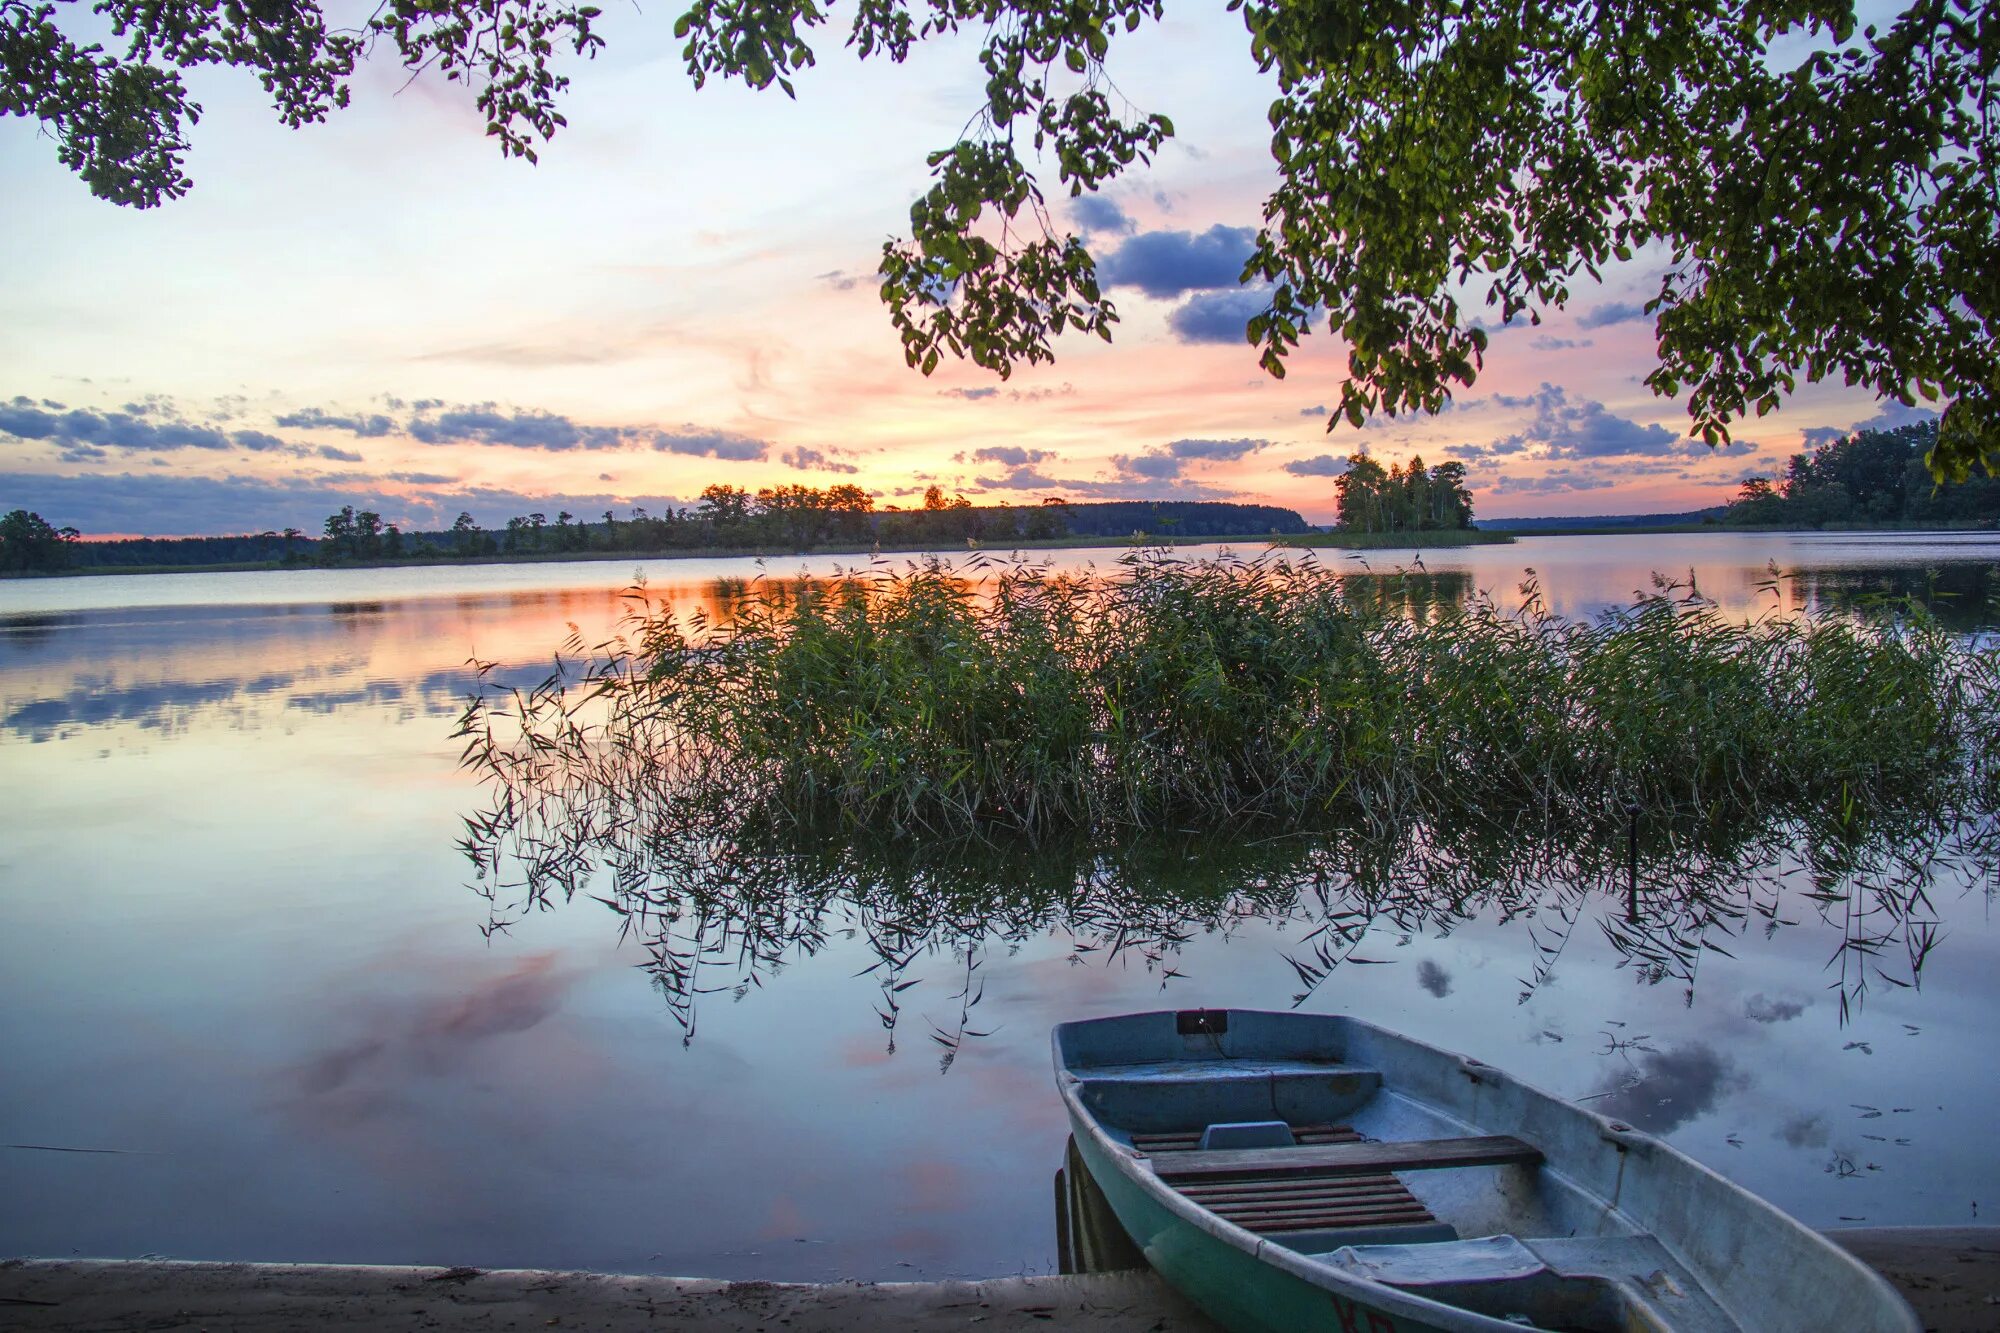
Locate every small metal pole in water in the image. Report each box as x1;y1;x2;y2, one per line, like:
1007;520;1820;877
1624;798;1641;923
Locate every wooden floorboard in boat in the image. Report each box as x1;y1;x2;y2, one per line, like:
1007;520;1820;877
1209;1194;1430;1218
1134;1123;1440;1237
1182;1174;1408;1193
1182;1183;1414;1208
1156;1135;1542;1183
1215;1206;1436;1228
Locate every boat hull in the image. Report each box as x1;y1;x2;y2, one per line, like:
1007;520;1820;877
1069;1125;1453;1333
1054;1009;1921;1333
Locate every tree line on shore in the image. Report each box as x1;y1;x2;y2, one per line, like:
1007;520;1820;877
0;509;81;573
0;487;1314;572
422;484;1084;560
1725;422;1999;527
23;429;2000;576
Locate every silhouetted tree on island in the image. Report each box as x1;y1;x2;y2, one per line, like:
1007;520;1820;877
1334;456;1476;534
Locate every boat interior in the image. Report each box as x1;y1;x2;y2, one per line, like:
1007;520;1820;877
1061;1010;1742;1333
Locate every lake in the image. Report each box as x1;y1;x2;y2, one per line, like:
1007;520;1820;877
3;530;1998;1281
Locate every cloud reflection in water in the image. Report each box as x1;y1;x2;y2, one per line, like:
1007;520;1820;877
1591;1044;1747;1134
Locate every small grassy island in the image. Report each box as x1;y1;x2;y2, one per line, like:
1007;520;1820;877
1279;528;1513;549
1279;453;1512;547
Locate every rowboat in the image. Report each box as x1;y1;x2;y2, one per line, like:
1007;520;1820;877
1052;1009;1919;1332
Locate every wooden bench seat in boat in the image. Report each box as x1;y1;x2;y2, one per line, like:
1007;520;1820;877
1132;1125;1459;1244
1151;1132;1543;1183
1068;1058;1381;1081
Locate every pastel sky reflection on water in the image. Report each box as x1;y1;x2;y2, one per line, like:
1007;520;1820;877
2;532;1997;1278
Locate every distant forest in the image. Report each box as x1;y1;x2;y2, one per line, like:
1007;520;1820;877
3;485;1312;573
1726;422;1999;527
0;508;81;573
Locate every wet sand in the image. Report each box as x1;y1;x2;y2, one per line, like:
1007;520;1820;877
0;1261;1218;1331
1829;1227;2000;1332
4;1228;1994;1331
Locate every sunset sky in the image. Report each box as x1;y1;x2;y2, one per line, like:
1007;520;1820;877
0;8;1934;536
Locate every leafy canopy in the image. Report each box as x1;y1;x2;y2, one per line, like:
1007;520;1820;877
5;0;1995;474
0;507;80;571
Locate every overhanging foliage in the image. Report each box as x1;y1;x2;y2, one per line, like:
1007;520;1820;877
6;0;1994;472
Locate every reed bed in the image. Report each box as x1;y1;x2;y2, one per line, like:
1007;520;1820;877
466;550;1997;841
454;550;2000;1043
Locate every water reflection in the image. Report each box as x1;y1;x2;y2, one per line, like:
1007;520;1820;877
0;574;1092;742
451;553;1998;1058
4;550;1995;745
688;557;2000;632
475;807;1995;1055
0;612;80;648
286;952;578;1118
1055;1137;1149;1274
4;534;2000;1277
1588;1041;1743;1134
0;591;657;743
1784;563;2000;633
1743;993;1808;1024
8;553;1995;1041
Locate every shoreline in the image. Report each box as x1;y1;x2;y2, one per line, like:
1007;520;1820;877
3;530;1521;582
1273;529;1513;549
14;522;2000;582
6;533;1266;581
0;1261;1215;1331
3;1229;1995;1331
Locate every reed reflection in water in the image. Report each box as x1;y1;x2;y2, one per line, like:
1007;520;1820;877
457;553;2000;1059
460;806;1995;1066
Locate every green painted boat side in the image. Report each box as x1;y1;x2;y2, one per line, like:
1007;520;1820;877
1069;1127;1447;1333
1054;1010;1922;1333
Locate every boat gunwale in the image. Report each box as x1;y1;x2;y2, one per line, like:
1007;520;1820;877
1052;1009;1922;1333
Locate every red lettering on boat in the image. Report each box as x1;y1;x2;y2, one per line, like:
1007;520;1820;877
1331;1293;1401;1331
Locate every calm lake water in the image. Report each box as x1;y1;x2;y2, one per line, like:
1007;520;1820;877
3;531;1998;1279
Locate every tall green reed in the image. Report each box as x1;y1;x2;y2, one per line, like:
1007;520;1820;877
453;550;2000;1042
467;549;1995;843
